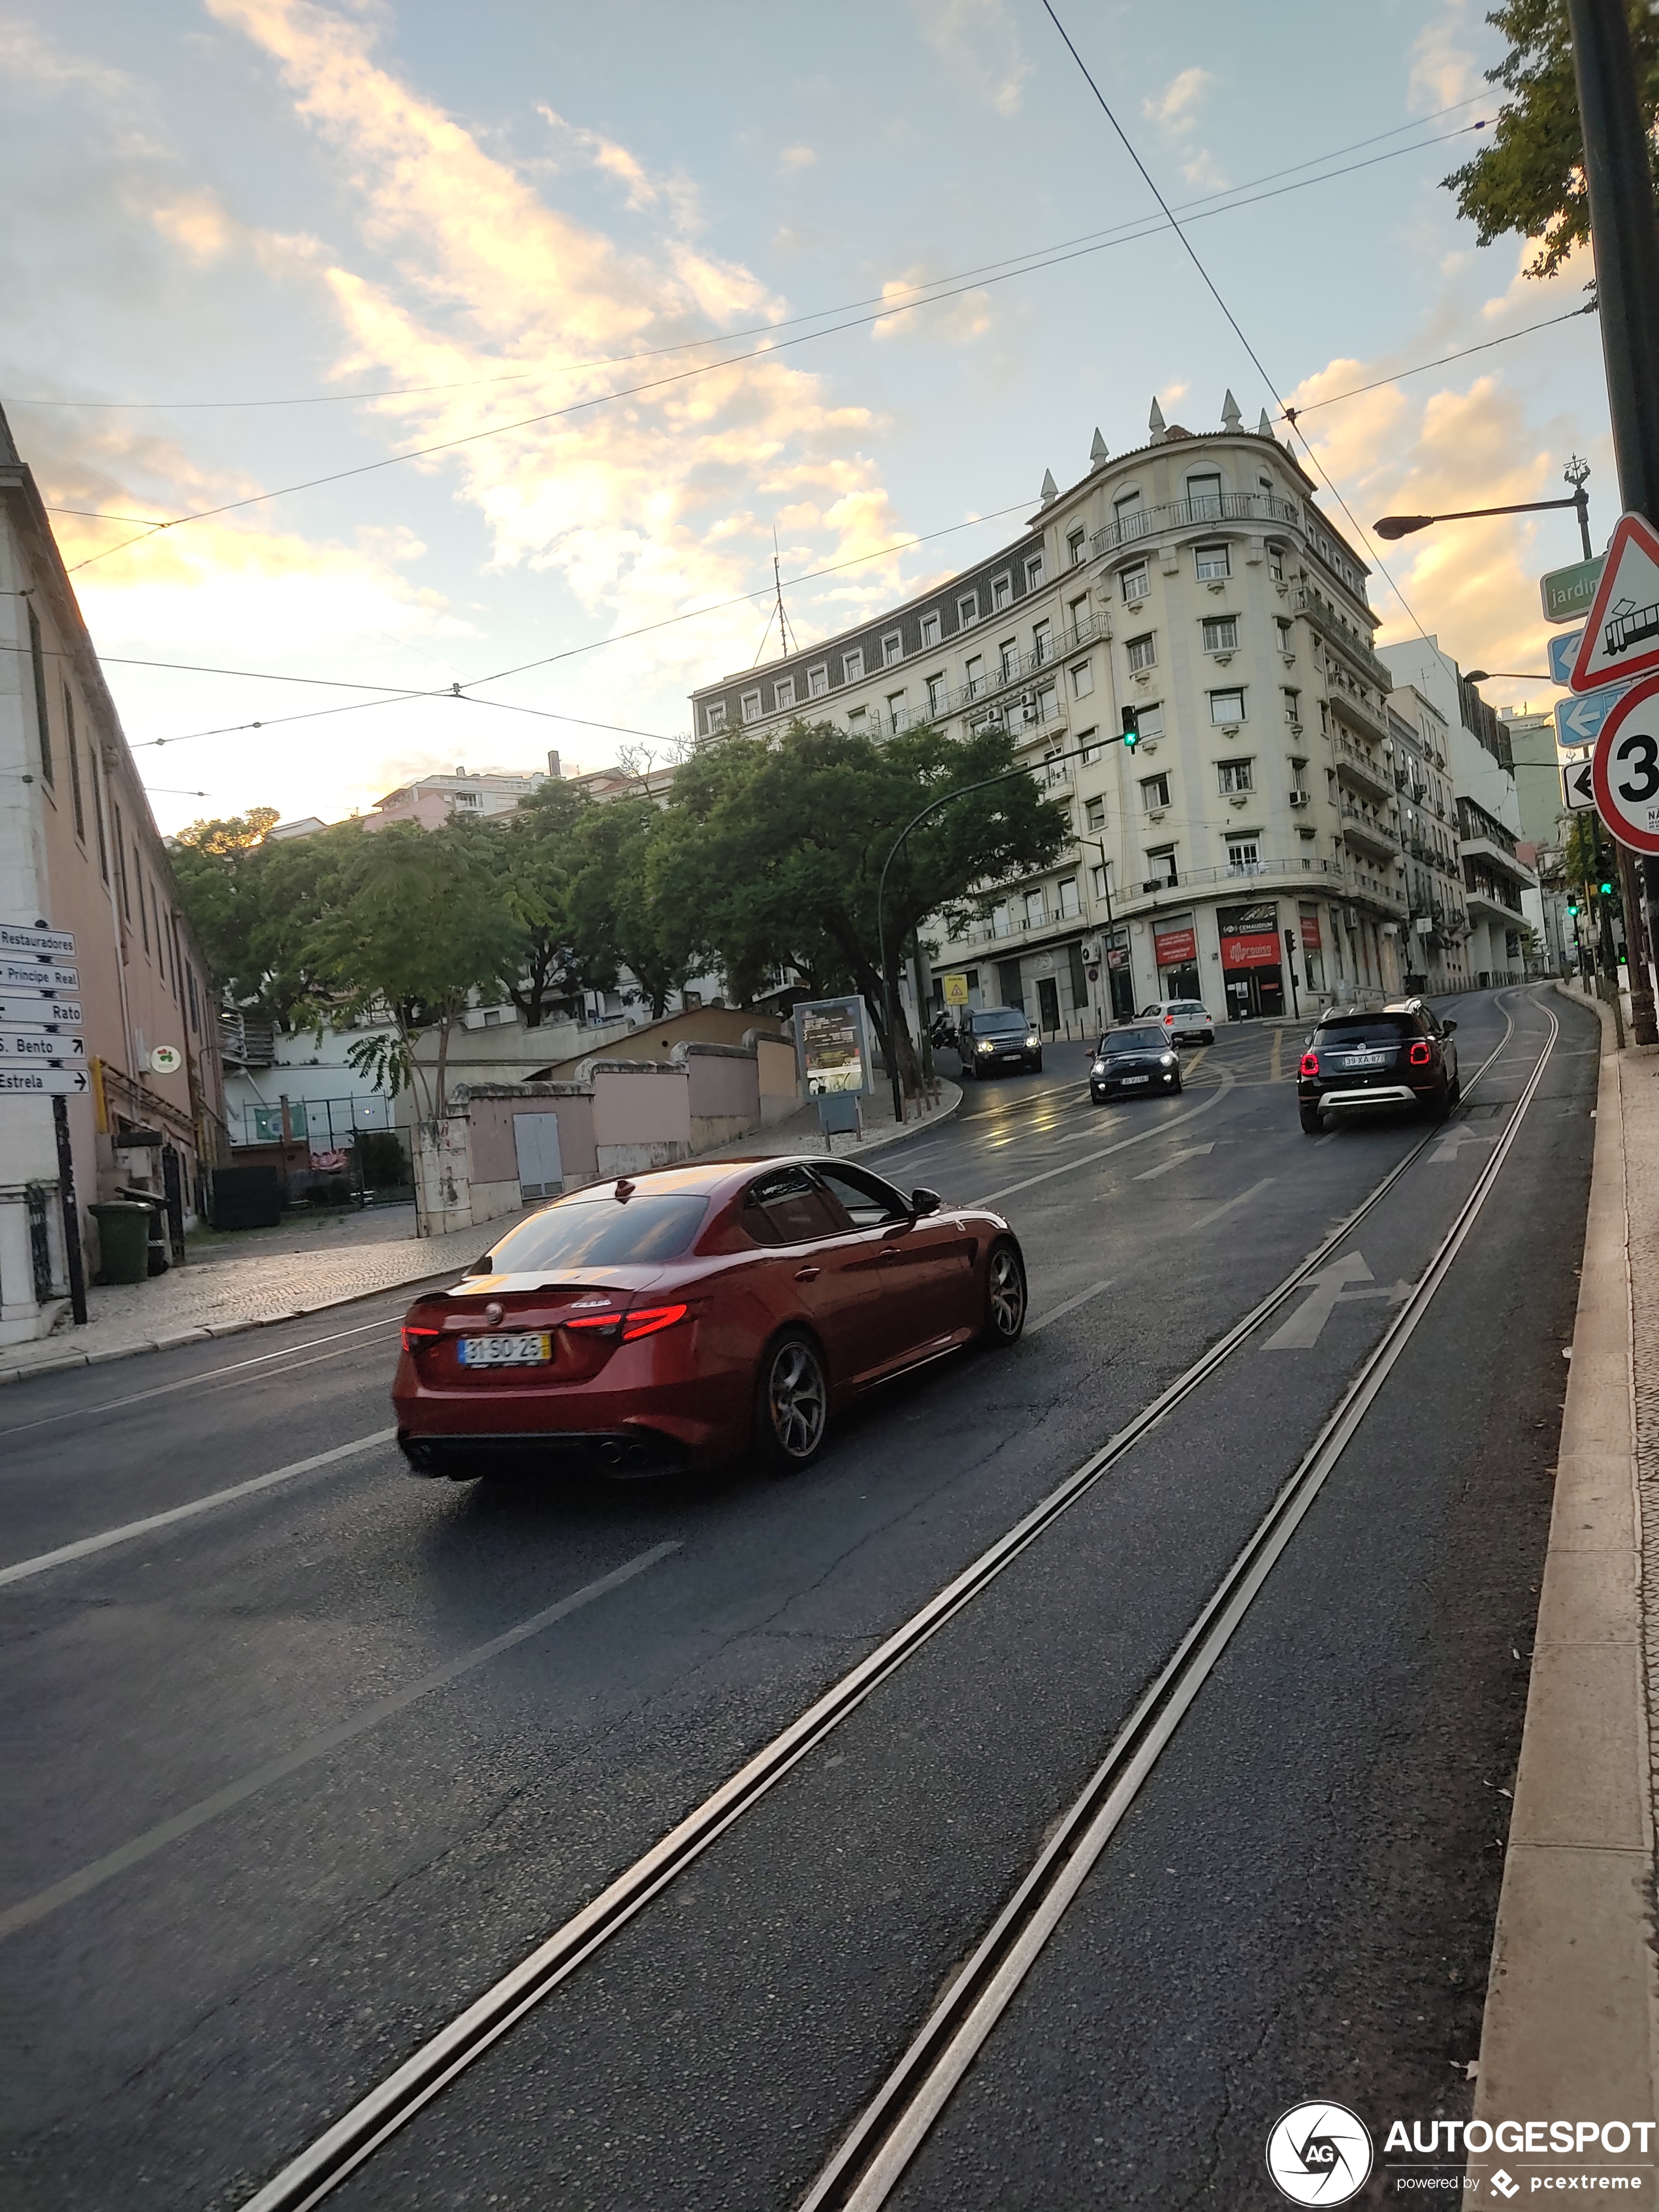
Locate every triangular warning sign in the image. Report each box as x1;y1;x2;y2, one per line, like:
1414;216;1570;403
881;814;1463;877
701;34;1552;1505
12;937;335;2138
1570;510;1659;692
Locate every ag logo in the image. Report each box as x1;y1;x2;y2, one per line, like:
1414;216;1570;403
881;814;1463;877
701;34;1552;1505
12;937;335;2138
1265;2102;1374;2204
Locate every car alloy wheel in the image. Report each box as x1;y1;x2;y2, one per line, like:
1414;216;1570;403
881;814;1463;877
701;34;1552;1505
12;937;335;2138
984;1240;1027;1345
756;1330;828;1471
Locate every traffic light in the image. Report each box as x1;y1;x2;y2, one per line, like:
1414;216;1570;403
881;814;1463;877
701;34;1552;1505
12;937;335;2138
1121;707;1140;750
1600;877;1615;897
1567;897;1581;917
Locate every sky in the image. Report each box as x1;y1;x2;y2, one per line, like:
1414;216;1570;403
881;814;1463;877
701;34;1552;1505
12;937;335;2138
0;0;1613;837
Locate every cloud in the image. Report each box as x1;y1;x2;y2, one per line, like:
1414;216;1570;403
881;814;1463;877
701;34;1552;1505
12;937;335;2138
907;0;1032;117
872;270;993;345
1408;1;1486;113
779;144;817;173
1141;67;1225;191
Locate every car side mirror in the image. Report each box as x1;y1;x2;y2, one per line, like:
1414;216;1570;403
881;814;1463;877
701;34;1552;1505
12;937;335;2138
910;1187;942;1217
1442;1019;1457;1034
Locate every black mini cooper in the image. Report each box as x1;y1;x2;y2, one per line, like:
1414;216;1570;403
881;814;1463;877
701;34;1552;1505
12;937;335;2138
1090;1022;1184;1103
1297;1000;1459;1134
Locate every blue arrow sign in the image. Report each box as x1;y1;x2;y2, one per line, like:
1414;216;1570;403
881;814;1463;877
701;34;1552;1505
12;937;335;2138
1548;629;1584;686
1556;689;1626;750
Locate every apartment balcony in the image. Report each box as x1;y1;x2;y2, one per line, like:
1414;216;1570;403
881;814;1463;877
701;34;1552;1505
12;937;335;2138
1340;807;1399;862
1091;490;1300;558
1331;733;1393;799
1327;681;1390;743
1464;870;1526;920
1458;833;1534;887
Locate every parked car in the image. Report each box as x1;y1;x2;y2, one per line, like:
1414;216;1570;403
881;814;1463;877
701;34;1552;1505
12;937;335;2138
1297;1000;1459;1134
1138;999;1217;1046
1090;1023;1184;1103
393;1159;1027;1479
956;1005;1044;1077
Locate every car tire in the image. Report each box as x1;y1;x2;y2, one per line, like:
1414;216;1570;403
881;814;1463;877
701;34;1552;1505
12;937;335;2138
752;1328;829;1474
1031;1052;1043;1072
983;1240;1027;1346
958;1059;974;1081
1449;1070;1462;1105
1171;1075;1184;1094
1425;1080;1452;1123
1299;1104;1324;1135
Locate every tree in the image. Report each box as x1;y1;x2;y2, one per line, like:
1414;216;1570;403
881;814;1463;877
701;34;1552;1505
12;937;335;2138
652;718;1072;1094
567;794;705;1019
494;778;588;1028
1443;0;1659;282
303;821;521;1126
170;810;362;1019
168;808;280;991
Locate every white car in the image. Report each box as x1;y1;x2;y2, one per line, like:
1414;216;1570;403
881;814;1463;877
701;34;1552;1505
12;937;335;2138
1138;999;1216;1046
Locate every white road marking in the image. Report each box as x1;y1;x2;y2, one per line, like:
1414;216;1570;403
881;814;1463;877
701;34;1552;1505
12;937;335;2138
1261;1253;1412;1350
1135;1143;1217;1181
1182;1179;1274;1234
974;1073;1234;1206
1026;1281;1114;1336
0;1429;398;1588
1426;1122;1495;1164
0;1543;679;1940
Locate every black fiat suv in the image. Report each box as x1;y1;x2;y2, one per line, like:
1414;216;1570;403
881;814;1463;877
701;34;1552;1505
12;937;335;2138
1297;1000;1459;1134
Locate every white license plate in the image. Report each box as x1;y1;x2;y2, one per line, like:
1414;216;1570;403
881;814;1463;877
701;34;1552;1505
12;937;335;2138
1344;1053;1388;1067
1119;1074;1151;1085
458;1332;552;1367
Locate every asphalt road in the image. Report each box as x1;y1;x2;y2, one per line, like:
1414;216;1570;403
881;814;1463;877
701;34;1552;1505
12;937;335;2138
0;986;1598;2211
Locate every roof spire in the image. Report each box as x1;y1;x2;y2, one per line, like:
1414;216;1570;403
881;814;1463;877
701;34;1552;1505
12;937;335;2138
1089;426;1108;468
1040;466;1059;504
1148;395;1167;441
1221;389;1242;432
1258;408;1275;440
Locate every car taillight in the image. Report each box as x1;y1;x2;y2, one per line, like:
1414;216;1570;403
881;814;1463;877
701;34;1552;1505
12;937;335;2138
563;1311;622;1338
401;1324;443;1354
1408;1040;1433;1065
1299;1051;1319;1077
620;1302;690;1343
1164;1014;1175;1025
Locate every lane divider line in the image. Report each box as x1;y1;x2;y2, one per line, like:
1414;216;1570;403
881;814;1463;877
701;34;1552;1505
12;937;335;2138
0;1544;679;1942
1025;1281;1114;1337
0;1430;398;1589
231;999;1533;2212
974;1074;1236;1206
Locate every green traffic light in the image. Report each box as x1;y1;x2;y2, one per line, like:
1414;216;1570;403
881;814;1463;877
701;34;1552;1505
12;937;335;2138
1600;880;1615;896
1121;707;1140;750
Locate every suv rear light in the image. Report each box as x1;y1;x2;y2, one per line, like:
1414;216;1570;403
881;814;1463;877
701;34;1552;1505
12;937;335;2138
1299;1051;1319;1077
1408;1040;1433;1066
401;1324;443;1354
620;1302;690;1342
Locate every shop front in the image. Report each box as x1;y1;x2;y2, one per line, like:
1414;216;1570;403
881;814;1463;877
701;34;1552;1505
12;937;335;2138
1219;901;1285;1019
1152;914;1201;1004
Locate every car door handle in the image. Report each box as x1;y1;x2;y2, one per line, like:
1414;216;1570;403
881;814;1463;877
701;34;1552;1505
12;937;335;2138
794;1266;820;1281
878;1246;902;1262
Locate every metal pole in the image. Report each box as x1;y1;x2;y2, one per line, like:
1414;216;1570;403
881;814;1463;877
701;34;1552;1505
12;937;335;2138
1566;0;1659;1042
52;1093;88;1326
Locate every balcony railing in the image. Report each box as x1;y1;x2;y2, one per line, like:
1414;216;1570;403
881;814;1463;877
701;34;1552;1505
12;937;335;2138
1332;732;1393;792
1091;490;1300;558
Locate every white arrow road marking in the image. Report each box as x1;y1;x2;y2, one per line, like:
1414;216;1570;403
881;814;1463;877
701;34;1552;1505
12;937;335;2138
1427;1123;1494;1164
1261;1252;1413;1350
1135;1144;1219;1180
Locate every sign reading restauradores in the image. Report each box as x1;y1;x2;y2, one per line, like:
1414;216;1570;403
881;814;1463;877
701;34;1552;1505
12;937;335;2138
0;957;78;993
0;923;75;959
794;995;875;1097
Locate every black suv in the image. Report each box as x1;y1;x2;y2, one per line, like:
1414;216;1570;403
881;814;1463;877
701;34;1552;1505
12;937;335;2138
957;1006;1043;1078
1297;1000;1459;1134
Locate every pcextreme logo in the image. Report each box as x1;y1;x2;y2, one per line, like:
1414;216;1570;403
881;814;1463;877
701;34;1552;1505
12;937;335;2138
1266;2102;1374;2204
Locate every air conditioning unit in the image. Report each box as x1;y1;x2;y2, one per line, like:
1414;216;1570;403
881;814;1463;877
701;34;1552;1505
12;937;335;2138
1289;790;1310;807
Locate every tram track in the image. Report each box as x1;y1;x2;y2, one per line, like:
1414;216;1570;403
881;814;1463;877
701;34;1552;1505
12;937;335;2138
236;989;1538;2212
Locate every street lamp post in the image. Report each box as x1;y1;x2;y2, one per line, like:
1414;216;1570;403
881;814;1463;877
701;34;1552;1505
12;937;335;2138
1374;461;1594;558
1078;834;1122;1025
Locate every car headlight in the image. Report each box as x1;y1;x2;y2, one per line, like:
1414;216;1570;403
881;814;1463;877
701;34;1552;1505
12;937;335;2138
1091;1061;1106;1076
1025;1034;1039;1048
1161;1053;1176;1066
976;1040;995;1053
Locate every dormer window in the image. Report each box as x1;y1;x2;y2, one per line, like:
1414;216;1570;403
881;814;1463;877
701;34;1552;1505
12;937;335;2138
705;700;727;733
958;592;978;626
882;632;903;667
992;573;1012;611
741;690;762;722
920;611;941;647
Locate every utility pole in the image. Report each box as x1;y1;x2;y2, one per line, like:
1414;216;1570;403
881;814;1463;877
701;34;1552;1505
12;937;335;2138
1567;0;1659;1043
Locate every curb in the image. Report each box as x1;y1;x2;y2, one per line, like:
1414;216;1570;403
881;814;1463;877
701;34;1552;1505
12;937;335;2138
1466;982;1656;2169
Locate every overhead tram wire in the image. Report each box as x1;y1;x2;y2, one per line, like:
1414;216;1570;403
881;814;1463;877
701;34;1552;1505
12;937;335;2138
56;124;1496;579
1280;302;1598;423
1037;0;1445;654
13;102;1490;418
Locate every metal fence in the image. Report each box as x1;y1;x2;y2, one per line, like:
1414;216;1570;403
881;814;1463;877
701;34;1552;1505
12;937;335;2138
232;1093;396;1148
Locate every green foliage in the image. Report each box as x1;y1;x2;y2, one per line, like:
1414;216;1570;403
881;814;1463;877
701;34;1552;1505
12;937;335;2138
1443;0;1659;281
495;778;589;1027
355;1129;410;1187
567;794;704;1019
170;811;363;1017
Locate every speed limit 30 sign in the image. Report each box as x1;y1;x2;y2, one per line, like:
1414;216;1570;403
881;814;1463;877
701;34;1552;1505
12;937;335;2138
1592;673;1659;852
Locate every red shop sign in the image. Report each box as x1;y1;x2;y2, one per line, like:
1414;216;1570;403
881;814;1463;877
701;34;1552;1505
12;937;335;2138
1300;915;1322;950
1153;925;1197;967
1221;931;1281;970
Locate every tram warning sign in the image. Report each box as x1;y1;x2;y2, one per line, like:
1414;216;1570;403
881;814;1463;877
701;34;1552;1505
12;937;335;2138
1570;511;1659;692
1590;673;1659;853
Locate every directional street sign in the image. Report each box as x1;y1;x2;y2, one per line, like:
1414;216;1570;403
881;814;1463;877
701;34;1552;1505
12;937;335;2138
1541;554;1604;625
0;922;74;959
1555;689;1627;753
0;996;83;1027
1591;673;1659;852
1549;628;1585;686
0;1067;88;1097
0;957;78;993
0;1028;86;1063
1570;511;1659;692
1561;757;1596;811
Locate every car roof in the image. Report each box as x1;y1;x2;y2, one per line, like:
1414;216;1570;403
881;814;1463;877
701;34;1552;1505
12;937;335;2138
534;1157;896;1206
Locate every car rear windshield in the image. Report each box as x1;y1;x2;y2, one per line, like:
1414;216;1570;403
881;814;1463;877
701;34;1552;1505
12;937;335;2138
974;1009;1029;1031
1103;1027;1166;1053
1315;1014;1420;1041
477;1193;709;1274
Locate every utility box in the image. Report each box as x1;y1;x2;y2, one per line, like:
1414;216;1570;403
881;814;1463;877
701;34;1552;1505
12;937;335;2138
206;1165;283;1231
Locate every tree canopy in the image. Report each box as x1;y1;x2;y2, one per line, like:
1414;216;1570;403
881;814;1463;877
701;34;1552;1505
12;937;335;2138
1443;0;1659;281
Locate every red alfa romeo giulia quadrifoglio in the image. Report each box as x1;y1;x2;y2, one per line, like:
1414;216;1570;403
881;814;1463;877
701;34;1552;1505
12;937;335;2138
393;1156;1026;1479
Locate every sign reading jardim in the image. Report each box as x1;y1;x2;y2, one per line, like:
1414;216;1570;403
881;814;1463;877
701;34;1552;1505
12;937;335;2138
1591;672;1659;854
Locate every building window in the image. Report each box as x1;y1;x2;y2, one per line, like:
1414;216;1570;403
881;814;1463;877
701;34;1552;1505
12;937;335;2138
995;638;1018;683
28;607;53;787
1026;553;1044;590
63;686;86;842
137;850;150;951
1195;542;1230;581
1227;839;1261;870
452;788;481;810
1126;634;1157;673
882;632;903;667
1024;888;1046;927
113;803;130;918
958;592;978;627
848;705;869;731
965;654;984;697
991;903;1012;938
1201;616;1238;652
918;611;939;649
843;647;864;681
1084;795;1106;831
1268;543;1285;581
1068;527;1086;566
1091;863;1112;899
1145;844;1178;885
1186;472;1224;518
1209;687;1246;724
1135;701;1165;741
1283;688;1301;724
186;961;201;1034
808;666;828;698
927;673;948;716
1078;728;1103;763
886;689;907;731
1121;562;1150;604
992;573;1012;611
1217;758;1254;794
1140;773;1171;811
1114;490;1144;538
741;690;762;723
705;699;727;732
1275;618;1293;654
775;675;796;710
1031;618;1052;665
1058;875;1080;918
1067;594;1089;636
91;755;108;880
1071;660;1094;698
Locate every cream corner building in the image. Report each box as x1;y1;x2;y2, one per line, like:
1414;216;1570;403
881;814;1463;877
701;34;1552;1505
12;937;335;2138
690;396;1413;1033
